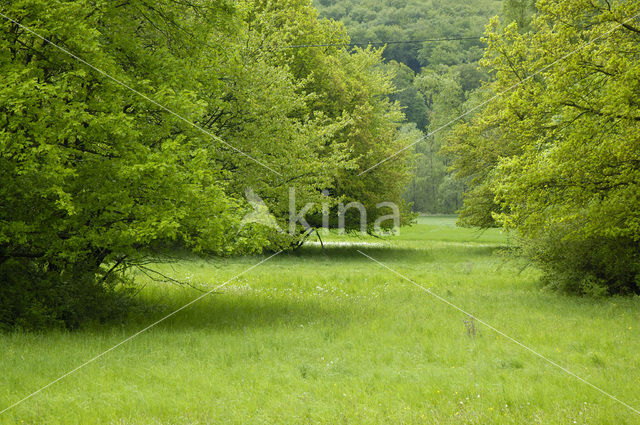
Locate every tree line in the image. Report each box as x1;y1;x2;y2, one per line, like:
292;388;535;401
446;0;640;295
316;0;504;213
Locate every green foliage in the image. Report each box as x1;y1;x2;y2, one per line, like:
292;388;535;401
386;61;429;130
0;258;133;330
315;0;502;72
0;0;414;327
315;0;502;214
233;0;415;233
0;0;247;328
307;48;416;231
502;0;537;32
517;227;640;296
446;0;640;294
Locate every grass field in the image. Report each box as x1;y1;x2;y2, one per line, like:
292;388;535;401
1;216;639;424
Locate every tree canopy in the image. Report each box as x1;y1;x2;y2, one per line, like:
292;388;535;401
0;0;413;328
315;0;504;213
445;0;640;294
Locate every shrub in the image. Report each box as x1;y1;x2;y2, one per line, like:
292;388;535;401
0;259;132;331
518;229;640;296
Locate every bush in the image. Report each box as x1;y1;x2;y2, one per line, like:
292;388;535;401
0;259;132;331
519;230;640;296
445;0;640;297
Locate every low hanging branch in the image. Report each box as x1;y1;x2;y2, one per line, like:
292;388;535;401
134;264;217;294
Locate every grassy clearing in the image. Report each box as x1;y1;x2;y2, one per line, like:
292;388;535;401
1;216;639;424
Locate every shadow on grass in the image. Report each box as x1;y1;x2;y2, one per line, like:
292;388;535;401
92;244;505;333
288;244;502;263
126;290;356;332
291;245;429;261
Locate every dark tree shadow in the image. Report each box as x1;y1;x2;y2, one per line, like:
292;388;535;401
97;244;505;333
124;290;357;332
289;245;433;262
288;244;502;263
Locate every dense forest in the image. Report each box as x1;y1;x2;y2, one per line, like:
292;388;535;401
316;0;504;213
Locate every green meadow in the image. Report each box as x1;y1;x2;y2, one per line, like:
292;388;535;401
1;216;639;424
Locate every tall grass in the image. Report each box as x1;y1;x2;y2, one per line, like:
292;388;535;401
1;216;639;424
